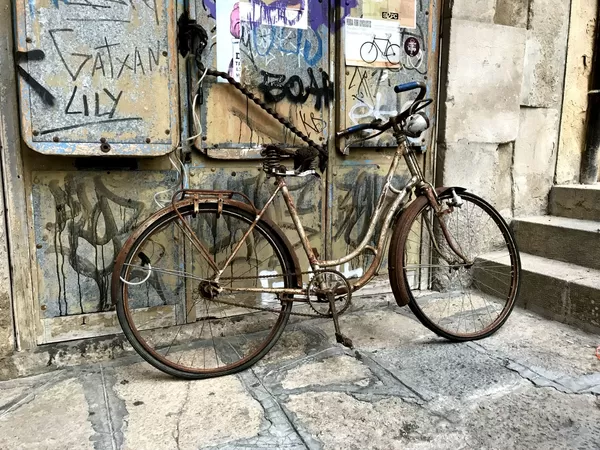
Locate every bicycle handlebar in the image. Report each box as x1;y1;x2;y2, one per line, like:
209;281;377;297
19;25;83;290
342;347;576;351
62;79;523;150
337;81;427;139
336;120;383;139
394;81;426;97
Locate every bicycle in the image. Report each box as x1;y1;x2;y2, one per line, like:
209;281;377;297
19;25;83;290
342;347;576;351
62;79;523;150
111;72;521;380
360;34;402;66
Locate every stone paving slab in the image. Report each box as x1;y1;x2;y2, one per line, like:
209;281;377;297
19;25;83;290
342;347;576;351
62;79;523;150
0;298;599;450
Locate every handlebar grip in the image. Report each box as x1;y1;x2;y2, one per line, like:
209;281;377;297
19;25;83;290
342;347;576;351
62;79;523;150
394;81;422;93
394;81;427;101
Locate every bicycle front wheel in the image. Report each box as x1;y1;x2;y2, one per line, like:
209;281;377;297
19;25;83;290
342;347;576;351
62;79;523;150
385;44;402;65
389;190;520;341
113;201;298;379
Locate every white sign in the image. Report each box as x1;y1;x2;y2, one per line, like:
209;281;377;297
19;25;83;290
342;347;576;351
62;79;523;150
345;17;402;68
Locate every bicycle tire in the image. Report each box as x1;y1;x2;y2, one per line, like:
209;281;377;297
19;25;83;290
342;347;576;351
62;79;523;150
389;190;521;341
360;41;378;64
113;201;299;379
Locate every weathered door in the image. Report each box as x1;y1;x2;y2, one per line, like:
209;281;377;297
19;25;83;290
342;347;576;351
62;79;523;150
13;0;441;344
330;0;441;276
14;0;181;342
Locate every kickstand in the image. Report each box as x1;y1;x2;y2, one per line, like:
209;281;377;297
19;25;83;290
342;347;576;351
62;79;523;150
327;292;353;349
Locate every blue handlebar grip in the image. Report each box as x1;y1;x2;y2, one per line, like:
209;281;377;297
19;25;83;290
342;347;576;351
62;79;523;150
336;123;370;138
394;81;422;93
346;124;367;133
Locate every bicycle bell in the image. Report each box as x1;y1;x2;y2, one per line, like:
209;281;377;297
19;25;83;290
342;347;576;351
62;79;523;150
404;112;430;138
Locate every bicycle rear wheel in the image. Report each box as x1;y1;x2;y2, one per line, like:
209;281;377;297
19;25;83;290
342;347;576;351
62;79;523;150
389;190;520;341
360;41;378;64
113;201;299;379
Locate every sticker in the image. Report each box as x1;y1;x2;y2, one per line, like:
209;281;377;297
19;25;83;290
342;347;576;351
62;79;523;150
363;0;417;29
345;17;402;68
404;37;420;57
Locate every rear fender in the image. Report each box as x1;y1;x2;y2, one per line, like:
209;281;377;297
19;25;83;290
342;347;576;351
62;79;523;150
111;198;302;306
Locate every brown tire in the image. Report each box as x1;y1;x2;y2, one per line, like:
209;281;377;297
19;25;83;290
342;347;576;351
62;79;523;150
388;189;521;341
113;201;299;379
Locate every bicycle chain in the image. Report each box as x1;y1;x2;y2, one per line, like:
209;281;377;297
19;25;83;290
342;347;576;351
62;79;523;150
203;68;327;162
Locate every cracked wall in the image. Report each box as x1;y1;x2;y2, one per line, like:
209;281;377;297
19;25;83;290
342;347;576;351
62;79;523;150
438;0;573;218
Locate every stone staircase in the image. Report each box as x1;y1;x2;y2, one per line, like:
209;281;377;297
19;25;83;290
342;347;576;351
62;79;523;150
484;185;600;334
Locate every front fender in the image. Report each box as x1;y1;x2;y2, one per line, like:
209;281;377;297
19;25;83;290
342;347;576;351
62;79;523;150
388;186;469;307
390;186;468;231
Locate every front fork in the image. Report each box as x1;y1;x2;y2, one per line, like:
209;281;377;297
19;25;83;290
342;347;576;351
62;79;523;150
422;186;471;266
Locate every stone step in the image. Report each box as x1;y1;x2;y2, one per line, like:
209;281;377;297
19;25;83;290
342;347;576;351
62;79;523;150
475;252;600;334
511;215;600;270
550;184;600;221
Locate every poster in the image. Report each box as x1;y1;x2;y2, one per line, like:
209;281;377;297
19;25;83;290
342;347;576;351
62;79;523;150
344;17;402;68
216;0;242;82
217;1;309;82
363;0;416;29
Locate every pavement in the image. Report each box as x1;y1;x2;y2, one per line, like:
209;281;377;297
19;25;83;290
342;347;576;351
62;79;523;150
1;289;599;450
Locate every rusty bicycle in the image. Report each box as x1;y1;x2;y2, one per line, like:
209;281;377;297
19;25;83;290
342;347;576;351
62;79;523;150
111;72;521;379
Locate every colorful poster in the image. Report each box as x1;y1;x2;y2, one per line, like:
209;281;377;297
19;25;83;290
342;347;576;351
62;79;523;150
344;17;402;68
363;0;417;29
238;0;308;30
216;0;242;82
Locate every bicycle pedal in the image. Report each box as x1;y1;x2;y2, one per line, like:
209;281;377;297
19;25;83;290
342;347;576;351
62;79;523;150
335;332;354;349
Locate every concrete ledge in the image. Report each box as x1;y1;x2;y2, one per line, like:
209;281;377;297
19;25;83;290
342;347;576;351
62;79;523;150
550;184;600;221
512;216;600;270
476;252;600;334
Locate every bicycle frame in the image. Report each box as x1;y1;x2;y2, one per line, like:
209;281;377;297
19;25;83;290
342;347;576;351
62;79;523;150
211;136;431;297
371;37;393;54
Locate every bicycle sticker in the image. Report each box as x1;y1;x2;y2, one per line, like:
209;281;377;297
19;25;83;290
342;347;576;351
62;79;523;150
404;38;420;57
344;17;402;68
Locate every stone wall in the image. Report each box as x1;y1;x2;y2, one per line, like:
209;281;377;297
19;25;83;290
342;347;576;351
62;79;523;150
556;0;597;184
438;0;572;218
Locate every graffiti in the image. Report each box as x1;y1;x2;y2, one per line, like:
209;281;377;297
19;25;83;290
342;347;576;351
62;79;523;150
44;175;147;315
241;24;324;67
64;86;122;118
19;0;171;150
349;92;398;126
335;171;386;249
15;49;55;106
203;0;357;32
196;170;321;258
333;169;410;272
258;68;333;110
310;0;358;31
298;110;327;137
48;31;164;82
241;0;308;29
347;67;398;126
